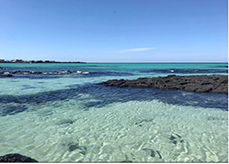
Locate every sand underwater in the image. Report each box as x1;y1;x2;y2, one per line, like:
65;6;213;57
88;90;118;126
0;63;228;162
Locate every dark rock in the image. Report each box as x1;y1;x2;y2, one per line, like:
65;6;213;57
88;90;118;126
121;160;133;162
0;153;38;162
101;75;228;94
69;144;80;152
172;140;177;144
169;135;176;141
0;74;13;77
174;133;181;138
1;70;90;76
0;72;13;77
67;143;87;155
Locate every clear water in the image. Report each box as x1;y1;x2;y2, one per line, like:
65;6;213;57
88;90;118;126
0;63;228;162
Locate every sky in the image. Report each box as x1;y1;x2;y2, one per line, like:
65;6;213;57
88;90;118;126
0;0;228;62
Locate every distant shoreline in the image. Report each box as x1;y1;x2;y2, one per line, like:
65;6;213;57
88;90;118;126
0;59;86;64
0;59;227;64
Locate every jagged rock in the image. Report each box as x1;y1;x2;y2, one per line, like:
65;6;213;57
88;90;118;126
0;153;38;162
0;72;13;77
101;75;228;94
0;70;90;77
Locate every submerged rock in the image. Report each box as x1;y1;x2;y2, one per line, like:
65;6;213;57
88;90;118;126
0;153;38;162
66;142;87;155
0;74;13;77
101;75;228;94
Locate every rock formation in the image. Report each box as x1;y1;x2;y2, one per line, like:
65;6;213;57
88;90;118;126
0;153;38;162
0;72;12;77
0;70;90;77
101;75;228;94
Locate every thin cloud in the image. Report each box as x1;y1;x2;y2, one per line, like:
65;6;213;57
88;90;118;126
114;47;156;53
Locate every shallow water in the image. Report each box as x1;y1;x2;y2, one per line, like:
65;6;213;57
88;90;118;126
0;63;228;162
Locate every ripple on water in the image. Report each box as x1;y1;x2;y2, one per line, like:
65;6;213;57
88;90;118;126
0;99;227;162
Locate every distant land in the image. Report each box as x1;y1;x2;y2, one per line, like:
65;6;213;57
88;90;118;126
0;59;86;63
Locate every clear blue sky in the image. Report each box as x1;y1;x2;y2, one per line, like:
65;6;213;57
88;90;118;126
0;0;227;62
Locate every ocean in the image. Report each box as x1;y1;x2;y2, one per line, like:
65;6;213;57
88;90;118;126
0;63;228;162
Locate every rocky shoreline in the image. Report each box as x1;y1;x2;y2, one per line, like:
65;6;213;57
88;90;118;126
101;75;228;94
0;70;89;77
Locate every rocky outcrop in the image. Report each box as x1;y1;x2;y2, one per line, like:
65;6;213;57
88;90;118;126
0;70;90;77
0;153;38;162
0;72;12;77
11;70;89;75
101;75;228;94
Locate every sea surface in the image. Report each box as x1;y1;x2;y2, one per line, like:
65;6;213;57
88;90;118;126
0;63;228;162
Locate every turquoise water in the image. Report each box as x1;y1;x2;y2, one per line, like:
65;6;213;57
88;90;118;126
0;63;228;162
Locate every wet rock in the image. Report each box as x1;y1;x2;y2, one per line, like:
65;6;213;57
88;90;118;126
0;71;13;77
101;75;228;94
1;70;90;76
0;153;38;162
121;160;133;162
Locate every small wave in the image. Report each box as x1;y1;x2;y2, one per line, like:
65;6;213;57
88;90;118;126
140;69;228;74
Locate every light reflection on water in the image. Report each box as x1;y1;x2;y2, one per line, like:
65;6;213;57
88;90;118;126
0;63;228;162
